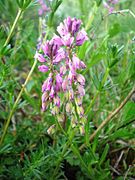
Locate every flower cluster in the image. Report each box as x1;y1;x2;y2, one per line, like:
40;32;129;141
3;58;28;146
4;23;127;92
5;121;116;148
38;0;50;16
35;16;88;131
103;0;119;13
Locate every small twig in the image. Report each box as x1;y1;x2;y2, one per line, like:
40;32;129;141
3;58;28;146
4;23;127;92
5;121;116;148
89;87;135;141
0;59;37;145
80;87;135;150
104;9;135;19
124;165;133;180
114;150;124;169
110;166;121;176
4;9;23;47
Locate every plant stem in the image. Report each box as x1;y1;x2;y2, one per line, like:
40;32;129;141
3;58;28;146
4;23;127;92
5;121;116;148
0;59;37;145
4;8;23;47
85;91;99;115
89;86;135;141
53;117;92;177
80;86;135;150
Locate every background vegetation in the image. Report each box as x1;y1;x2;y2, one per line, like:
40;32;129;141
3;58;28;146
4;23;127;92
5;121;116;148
0;0;135;179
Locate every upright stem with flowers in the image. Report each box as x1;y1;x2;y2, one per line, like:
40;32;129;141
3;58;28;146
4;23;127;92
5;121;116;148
35;17;88;134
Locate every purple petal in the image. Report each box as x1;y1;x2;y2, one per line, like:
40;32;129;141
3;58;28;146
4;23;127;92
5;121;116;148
78;85;85;96
34;52;47;62
57;22;68;37
62;77;68;91
72;55;80;70
80;61;86;69
64;16;72;32
61;34;74;47
54;96;60;107
38;65;49;72
60;66;67;76
53;34;63;46
72;18;81;35
53;48;65;64
77;74;85;86
76;29;88;46
49;86;55;98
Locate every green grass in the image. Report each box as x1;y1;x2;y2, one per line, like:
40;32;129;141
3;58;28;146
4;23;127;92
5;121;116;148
0;0;135;179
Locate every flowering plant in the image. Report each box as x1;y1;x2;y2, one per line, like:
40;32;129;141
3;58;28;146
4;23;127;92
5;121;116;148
103;0;119;13
35;17;88;132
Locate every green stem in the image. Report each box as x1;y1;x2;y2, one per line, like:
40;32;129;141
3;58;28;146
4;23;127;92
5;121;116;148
80;68;110;150
53;117;92;177
85;91;100;115
0;59;37;145
4;8;23;47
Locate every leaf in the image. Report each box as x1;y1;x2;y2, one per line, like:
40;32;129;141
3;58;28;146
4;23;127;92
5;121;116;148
99;144;109;166
109;23;121;38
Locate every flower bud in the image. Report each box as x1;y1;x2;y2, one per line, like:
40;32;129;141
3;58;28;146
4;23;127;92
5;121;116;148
66;102;73;114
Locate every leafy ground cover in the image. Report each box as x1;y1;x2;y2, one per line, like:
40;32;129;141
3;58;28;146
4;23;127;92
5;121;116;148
0;0;135;179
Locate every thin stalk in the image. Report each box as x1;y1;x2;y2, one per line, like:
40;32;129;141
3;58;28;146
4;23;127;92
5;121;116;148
0;59;37;145
81;68;110;149
80;86;135;150
89;86;135;142
85;91;99;115
4;8;23;47
53;117;92;177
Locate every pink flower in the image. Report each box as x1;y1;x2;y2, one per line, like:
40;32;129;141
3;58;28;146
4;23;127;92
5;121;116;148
64;16;72;32
42;75;53;92
53;35;63;46
77;74;85;86
57;22;68;37
76;29;88;46
54;96;60;107
56;73;63;91
61;34;74;47
53;48;65;64
62;77;68;91
60;66;67;76
72;55;80;70
34;52;47;62
38;65;49;72
50;86;55;98
80;60;86;69
38;0;50;16
77;85;85;96
71;18;82;35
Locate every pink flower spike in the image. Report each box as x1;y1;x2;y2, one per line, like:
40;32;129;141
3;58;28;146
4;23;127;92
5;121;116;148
38;65;49;72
